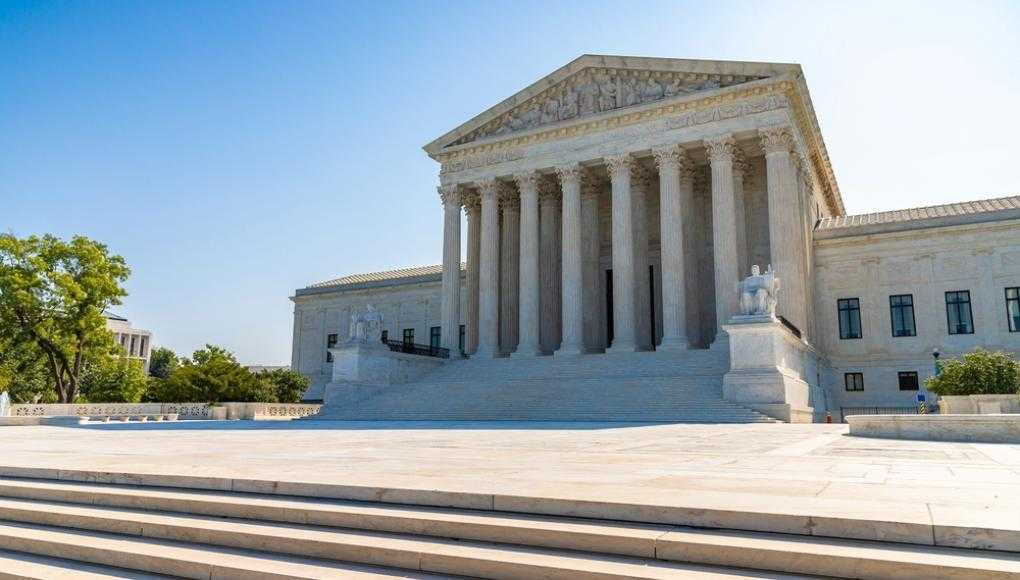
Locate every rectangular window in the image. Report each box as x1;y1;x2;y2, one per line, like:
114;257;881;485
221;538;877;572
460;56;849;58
898;371;919;391
430;326;441;349
889;294;916;337
844;372;864;392
402;328;414;346
1007;287;1020;333
945;291;974;335
459;324;466;354
381;330;388;343
837;298;862;339
326;333;338;363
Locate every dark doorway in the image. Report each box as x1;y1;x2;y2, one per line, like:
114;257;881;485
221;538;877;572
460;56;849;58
649;264;656;351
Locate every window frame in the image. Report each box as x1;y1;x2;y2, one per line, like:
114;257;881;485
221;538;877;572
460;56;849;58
945;290;975;335
889;294;917;337
844;372;864;392
897;371;920;391
402;328;415;346
1006;287;1020;333
458;324;466;354
837;298;863;340
429;326;441;349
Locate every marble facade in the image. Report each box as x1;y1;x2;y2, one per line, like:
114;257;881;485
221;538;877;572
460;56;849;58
292;55;1020;419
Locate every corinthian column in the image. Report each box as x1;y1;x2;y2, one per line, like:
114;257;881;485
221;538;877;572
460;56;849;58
539;179;561;354
732;150;750;278
499;186;520;355
706;134;741;343
439;184;463;356
652;145;689;351
760;125;807;333
514;172;542;357
475;180;500;358
631;164;652;351
556;163;584;355
464;194;481;354
581;174;604;352
606;154;637;352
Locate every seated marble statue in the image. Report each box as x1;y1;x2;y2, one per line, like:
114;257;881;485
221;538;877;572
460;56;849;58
348;304;384;344
738;264;780;318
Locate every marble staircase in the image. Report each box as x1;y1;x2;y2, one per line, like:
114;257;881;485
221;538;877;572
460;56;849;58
0;473;1016;578
318;349;778;422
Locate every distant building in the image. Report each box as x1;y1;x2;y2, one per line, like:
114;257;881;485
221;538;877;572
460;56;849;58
245;365;290;374
105;312;153;373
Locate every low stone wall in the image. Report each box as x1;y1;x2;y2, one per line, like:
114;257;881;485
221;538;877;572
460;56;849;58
939;394;1020;415
8;402;320;420
847;414;1020;443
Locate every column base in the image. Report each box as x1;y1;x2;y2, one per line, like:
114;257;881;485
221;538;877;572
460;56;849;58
472;347;501;359
657;336;689;351
554;343;585;356
606;340;639;354
511;343;544;358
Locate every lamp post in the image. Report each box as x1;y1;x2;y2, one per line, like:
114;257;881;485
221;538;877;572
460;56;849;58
932;348;941;376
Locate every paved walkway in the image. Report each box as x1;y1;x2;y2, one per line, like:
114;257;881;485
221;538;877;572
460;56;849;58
1;421;1018;544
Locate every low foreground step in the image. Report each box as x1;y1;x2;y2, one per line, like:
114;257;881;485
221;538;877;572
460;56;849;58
0;478;1017;579
0;548;170;579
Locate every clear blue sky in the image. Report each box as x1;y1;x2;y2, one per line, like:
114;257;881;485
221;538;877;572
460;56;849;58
3;1;1018;365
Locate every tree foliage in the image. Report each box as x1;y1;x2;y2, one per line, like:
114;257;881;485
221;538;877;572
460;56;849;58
145;345;280;403
0;234;129;402
148;346;179;379
926;348;1020;396
80;355;148;403
258;368;309;403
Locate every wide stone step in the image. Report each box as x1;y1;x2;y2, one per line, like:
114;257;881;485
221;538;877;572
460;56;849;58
0;548;171;579
0;511;811;579
0;483;1017;579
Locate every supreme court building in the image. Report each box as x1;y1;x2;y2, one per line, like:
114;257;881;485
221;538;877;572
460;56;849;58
293;55;1020;422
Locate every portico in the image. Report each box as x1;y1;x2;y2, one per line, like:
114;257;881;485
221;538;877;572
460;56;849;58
432;56;838;358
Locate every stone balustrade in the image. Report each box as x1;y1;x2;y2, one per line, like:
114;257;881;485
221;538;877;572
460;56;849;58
9;402;321;420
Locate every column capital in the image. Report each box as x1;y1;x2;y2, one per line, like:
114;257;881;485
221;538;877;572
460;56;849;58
604;153;635;178
477;178;500;199
437;184;461;206
461;192;481;212
513;171;540;195
538;177;561;205
704;134;737;164
554;163;583;187
758;124;795;156
732;148;750;177
651;144;689;172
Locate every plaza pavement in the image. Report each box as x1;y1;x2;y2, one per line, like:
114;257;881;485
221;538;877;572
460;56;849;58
0;421;1018;549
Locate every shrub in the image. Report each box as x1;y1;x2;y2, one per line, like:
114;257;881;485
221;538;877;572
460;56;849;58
925;349;1020;396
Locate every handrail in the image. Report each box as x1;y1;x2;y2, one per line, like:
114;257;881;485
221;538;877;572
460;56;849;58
383;340;450;359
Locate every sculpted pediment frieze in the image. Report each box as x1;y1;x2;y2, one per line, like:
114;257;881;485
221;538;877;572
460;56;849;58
448;67;767;147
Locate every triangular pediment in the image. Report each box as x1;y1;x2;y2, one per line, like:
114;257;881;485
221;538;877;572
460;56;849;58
424;55;799;155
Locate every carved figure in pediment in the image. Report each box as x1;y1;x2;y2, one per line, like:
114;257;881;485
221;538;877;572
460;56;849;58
596;74;617;112
641;78;664;102
507;111;525;132
620;77;640;107
578;78;599;115
558;88;578;120
697;79;721;91
541;96;560;124
520;106;541;128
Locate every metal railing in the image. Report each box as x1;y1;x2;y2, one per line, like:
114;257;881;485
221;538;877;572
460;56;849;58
840;405;932;423
384;340;450;359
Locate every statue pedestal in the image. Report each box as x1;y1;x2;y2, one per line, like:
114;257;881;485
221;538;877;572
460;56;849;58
722;316;818;423
320;340;444;411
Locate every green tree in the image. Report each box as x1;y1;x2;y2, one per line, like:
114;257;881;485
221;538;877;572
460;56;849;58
148;346;179;379
0;234;129;402
149;345;269;403
80;355;148;403
0;336;54;403
926;348;1020;396
258;368;309;403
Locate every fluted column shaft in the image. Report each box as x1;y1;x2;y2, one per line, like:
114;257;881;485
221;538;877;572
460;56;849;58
732;153;749;279
539;182;561;354
465;196;481;354
476;180;500;358
606;154;637;352
631;167;652;351
514;172;542;357
707;135;741;341
761;125;808;333
439;185;462;355
653;146;689;350
581;177;603;352
499;189;520;354
557;164;584;355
